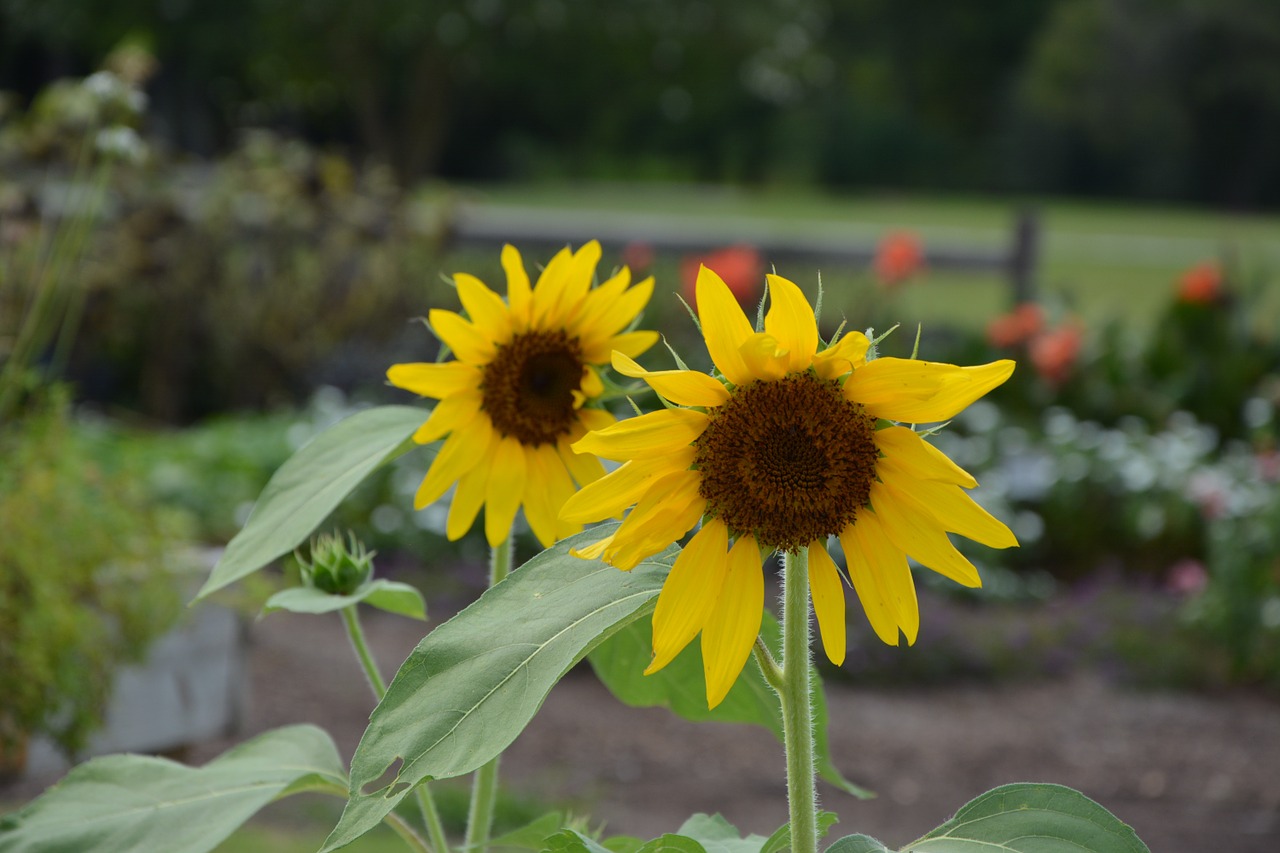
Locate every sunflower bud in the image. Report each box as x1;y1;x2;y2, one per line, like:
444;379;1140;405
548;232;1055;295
298;531;374;596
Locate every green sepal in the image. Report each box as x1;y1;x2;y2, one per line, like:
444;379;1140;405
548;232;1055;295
263;578;426;620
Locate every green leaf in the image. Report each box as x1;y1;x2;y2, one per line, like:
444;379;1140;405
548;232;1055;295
759;812;839;853
635;835;707;853
589;612;872;799
824;835;891;853
674;814;770;853
486;811;566;850
906;783;1151;853
263;578;426;620
542;830;617;853
0;725;345;853
194;405;426;602
320;525;675;852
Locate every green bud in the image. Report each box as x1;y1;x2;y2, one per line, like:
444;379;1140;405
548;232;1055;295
297;530;374;596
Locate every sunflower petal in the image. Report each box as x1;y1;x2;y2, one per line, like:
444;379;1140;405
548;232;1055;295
484;436;528;546
701;535;765;709
879;462;1017;549
429;309;496;364
612;352;731;408
454;273;512;342
557;425;607;487
875;425;977;488
414;413;492;509
871;480;982;588
696;265;755;386
578;276;654;356
412;392;481;444
839;509;920;645
387;361;481;400
446;451;492;541
560;449;694;524
502;244;532;330
647;520;730;675
737;332;789;381
764;274;819;372
530;246;575;326
572;408;707;460
814;331;871;380
849;358;1015;424
607;330;660;359
601;471;704;570
808;541;847;665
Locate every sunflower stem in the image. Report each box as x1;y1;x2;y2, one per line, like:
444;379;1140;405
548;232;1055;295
341;606;451;853
779;549;819;853
464;531;515;853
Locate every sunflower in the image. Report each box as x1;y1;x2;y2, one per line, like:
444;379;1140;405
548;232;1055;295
560;267;1017;706
388;241;658;548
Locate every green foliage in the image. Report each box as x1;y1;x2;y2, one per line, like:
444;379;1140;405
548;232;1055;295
321;527;676;851
0;388;184;757
195;404;425;601
0;725;347;853
263;579;425;620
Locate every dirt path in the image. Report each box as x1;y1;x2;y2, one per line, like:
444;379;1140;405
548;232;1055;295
184;608;1280;853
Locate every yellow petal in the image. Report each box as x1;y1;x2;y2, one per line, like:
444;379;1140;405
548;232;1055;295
577;407;616;433
605;330;660;360
839;509;920;645
807;541;847;665
572;408;707;461
454;272;512;343
429;309;496;364
530;246;576;326
447;452;493;541
557;426;607;488
502;244;532;331
871;480;982;588
574;267;633;332
737;332;789;381
484;437;528;546
696;265;755;386
387;361;481;400
611;352;731;408
879;462;1016;549
414;413;492;508
576;275;654;355
522;444;577;548
814;331;871;380
647;520;730;676
875;425;977;488
571;534;613;561
578;365;605;404
412;392;482;444
553;240;603;326
559;450;694;524
701;535;765;709
850;359;1016;424
601;471;704;570
763;274;818;372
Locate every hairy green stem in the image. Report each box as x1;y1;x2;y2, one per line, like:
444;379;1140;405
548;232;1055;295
341;605;450;853
779;549;819;853
463;531;515;853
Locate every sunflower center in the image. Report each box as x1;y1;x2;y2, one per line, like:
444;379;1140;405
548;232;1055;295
693;372;879;552
481;330;585;446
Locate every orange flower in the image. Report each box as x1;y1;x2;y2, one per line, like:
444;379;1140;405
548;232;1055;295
1177;262;1222;304
986;303;1045;349
621;241;655;274
1028;322;1083;386
680;244;763;310
873;231;924;287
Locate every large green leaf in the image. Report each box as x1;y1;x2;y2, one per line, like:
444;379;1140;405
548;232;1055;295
589;612;871;798
0;725;345;853
906;783;1150;853
195;405;426;601
320;525;676;852
824;835;890;853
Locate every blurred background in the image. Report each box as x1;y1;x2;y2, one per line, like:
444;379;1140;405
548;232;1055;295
1;1;1279;851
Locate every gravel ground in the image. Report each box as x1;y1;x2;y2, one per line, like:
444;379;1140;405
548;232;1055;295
175;606;1280;853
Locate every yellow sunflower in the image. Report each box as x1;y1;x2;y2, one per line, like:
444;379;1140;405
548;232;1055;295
560;267;1017;706
388;241;658;548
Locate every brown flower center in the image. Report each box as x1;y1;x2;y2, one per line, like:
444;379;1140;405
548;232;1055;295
481;330;585;446
693;372;879;552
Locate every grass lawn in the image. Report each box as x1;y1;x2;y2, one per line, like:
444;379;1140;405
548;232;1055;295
437;183;1280;339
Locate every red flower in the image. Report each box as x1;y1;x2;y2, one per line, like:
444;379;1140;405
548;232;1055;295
873;231;924;287
1177;262;1222;305
681;245;763;310
986;303;1045;349
621;241;655;274
1028;322;1083;386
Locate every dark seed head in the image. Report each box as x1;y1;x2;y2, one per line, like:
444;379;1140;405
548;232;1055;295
481;330;585;446
693;372;879;552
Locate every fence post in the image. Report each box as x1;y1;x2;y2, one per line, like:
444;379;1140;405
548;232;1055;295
1009;208;1040;306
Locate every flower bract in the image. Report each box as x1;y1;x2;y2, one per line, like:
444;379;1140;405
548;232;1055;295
560;267;1017;707
388;241;658;548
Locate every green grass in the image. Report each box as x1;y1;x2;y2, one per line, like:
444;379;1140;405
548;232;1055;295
435;182;1280;339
